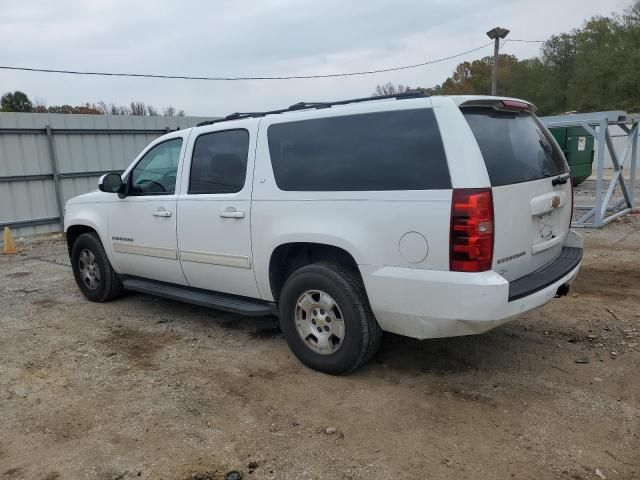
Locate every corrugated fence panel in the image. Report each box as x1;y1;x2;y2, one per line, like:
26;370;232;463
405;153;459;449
59;175;103;206
0;132;51;176
0;179;58;234
54;132;159;174
0;112;215;239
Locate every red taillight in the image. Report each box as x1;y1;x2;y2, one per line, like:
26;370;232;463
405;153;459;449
450;188;494;272
501;100;529;111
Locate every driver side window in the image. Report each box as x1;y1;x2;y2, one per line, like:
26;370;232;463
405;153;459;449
130;138;183;195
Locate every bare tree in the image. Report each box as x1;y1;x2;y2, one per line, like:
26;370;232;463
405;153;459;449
102;102;130;115
71;100;184;116
129;101;147;116
96;101;110;115
33;96;48;113
373;82;411;96
163;106;176;116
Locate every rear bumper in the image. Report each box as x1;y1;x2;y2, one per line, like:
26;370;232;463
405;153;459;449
361;232;583;340
508;246;582;301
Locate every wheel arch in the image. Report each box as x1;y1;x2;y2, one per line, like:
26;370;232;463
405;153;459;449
65;219;114;270
66;223;99;255
268;241;361;303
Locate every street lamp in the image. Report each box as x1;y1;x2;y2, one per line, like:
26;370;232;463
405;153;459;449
486;27;510;95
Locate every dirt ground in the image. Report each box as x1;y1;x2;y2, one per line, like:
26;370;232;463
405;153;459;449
1;216;639;479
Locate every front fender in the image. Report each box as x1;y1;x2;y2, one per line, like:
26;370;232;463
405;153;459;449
64;202;117;270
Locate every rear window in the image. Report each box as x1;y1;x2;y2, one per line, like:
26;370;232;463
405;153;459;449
463;108;568;186
267;108;450;191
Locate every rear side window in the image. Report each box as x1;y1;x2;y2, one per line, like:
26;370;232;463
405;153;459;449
267;109;450;191
189;129;249;194
463;108;568;186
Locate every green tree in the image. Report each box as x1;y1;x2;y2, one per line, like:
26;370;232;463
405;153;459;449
617;0;640;111
395;0;640;115
1;91;33;112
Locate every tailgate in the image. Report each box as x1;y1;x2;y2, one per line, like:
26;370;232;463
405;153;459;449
492;177;572;281
463;105;572;282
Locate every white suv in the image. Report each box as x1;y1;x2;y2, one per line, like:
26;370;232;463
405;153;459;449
64;93;583;374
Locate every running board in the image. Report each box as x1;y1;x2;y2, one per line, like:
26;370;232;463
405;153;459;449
121;276;277;316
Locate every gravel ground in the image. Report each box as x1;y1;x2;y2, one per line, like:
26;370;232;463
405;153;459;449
1;214;639;480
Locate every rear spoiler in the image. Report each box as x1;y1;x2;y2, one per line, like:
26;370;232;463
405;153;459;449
459;99;537;113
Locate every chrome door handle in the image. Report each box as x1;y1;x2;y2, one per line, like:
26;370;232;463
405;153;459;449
152;208;172;217
219;209;245;219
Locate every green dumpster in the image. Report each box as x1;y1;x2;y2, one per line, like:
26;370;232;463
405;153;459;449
550;127;595;185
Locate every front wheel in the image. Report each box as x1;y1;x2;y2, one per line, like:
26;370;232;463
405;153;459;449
279;262;381;374
71;232;123;302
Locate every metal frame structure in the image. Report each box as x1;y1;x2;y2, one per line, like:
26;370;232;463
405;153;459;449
541;111;639;228
0;125;172;231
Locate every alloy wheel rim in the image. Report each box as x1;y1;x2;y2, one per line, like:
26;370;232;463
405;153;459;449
294;290;345;355
78;248;101;290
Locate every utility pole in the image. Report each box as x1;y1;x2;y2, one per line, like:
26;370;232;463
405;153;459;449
486;27;510;95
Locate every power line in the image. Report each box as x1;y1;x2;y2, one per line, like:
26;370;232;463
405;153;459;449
500;38;546;51
0;42;494;81
507;39;545;43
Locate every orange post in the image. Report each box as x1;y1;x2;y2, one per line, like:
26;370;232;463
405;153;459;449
2;227;17;254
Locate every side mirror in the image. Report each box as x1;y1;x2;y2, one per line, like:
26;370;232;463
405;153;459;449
98;173;124;193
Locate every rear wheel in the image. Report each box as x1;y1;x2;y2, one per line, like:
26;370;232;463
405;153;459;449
279;262;381;374
71;232;123;302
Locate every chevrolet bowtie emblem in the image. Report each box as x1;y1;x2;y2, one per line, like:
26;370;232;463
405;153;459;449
552;196;561;208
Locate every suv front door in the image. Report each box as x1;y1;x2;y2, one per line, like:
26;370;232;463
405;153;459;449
177;125;260;298
108;134;189;285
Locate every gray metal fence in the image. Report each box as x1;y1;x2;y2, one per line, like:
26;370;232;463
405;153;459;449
0;112;214;237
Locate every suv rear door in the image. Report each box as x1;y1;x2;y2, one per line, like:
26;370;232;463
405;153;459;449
462;103;572;282
176;123;260;298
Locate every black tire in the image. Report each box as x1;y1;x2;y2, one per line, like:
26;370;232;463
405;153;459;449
70;232;123;302
279;262;382;374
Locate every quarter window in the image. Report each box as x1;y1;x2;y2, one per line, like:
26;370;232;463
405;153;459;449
267;109;450;191
189;129;250;194
130;138;183;195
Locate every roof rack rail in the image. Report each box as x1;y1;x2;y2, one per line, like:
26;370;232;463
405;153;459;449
195;90;428;127
288;101;331;111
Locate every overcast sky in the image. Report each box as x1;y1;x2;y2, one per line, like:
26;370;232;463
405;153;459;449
0;0;629;116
